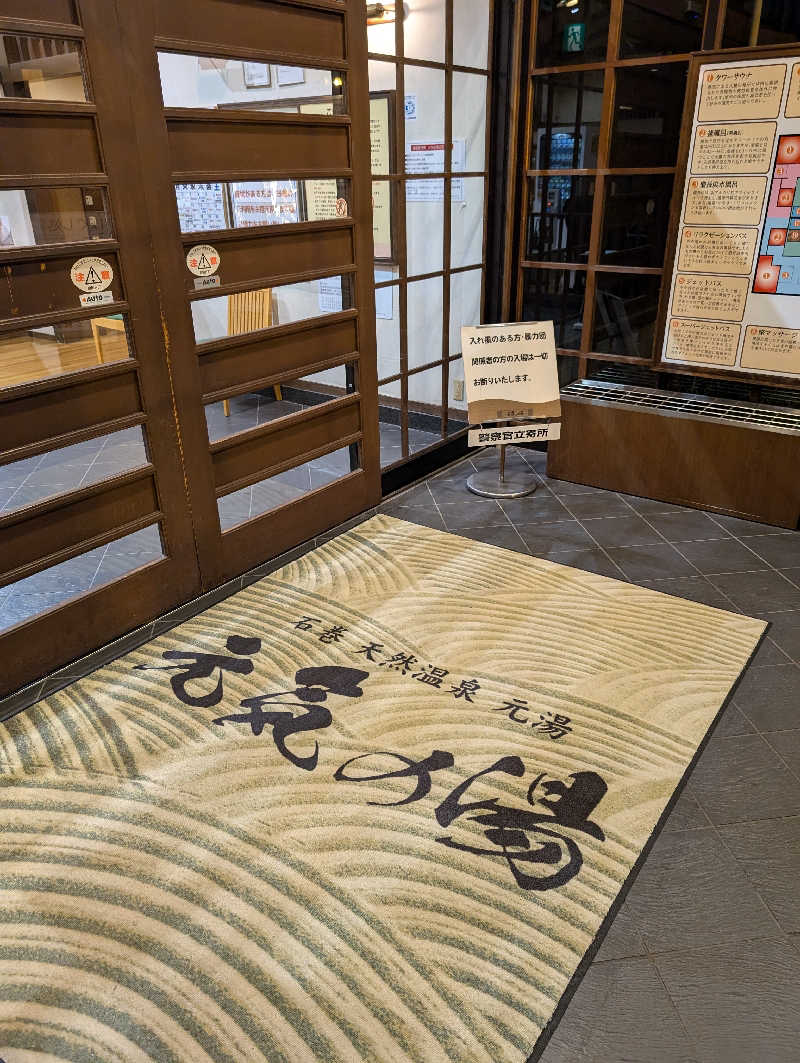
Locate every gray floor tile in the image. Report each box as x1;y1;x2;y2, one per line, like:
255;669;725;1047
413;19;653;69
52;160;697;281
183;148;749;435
497;493;573;524
385;483;434;509
558;492;633;518
437;499;511;530
593;905;647;962
0;591;80;632
718;816;800;933
426;478;476;504
537;958;698;1063
537;546;625;579
538;477;608;497
634;576;733;609
664;787;711;830
689;734;800;825
519;446;547;471
654;938;800;1063
744;533;800;571
606;543;697;581
452;524;530;553
646;510;733;543
750;636;794;668
580;513;666;548
709;513;796;537
386;506;446;531
620;493;689;516
709;569;800;615
515;520;597;553
760;611;800;663
764;729;800;778
711;703;757;739
676;537;765;575
622;828;776;953
733;664;800;732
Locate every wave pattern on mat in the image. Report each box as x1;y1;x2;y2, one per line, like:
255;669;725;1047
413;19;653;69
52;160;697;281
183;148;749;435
0;515;765;1062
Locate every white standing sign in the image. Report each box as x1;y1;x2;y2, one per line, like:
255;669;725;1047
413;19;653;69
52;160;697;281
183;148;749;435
461;320;561;429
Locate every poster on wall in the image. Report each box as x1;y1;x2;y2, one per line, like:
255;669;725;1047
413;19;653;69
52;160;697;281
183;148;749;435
230;181;299;227
243;62;270;88
277;66;305;86
369;92;395;262
661;55;800;379
318;276;343;313
175;183;227;234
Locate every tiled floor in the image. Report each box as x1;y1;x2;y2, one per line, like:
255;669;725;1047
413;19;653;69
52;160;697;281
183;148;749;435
0;410;443;628
3;443;800;1061
380;446;800;1063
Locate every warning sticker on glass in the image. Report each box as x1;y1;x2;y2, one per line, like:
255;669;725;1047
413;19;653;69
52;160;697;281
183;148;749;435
70;256;113;293
186;244;221;277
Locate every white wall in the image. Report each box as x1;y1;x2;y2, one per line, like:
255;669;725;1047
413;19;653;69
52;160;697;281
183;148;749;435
369;0;490;411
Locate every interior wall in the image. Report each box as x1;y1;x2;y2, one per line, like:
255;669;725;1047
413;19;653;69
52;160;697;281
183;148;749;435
368;0;489;415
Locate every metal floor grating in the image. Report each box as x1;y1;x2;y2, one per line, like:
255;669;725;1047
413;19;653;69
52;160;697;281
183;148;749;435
562;379;800;435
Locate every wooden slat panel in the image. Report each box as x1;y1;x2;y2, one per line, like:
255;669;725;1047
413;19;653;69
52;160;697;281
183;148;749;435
199;316;358;395
219;468;369;579
212;398;360;491
0;369;141;452
168;118;349;176
155;0;345;62
0;472;158;584
183;228;353;293
0;114;101;177
1;1;77;23
0;253;122;320
0;557;179;700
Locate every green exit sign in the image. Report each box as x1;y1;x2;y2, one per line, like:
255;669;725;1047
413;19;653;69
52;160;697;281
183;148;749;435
563;22;586;53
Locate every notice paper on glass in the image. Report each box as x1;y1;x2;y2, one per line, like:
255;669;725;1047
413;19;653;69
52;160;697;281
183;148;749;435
461;320;561;425
405;139;466;201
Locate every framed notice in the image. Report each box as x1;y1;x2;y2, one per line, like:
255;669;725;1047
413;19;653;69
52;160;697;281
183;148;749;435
229;181;299;227
243;62;270;88
277;66;305;86
658;47;800;382
370;91;397;264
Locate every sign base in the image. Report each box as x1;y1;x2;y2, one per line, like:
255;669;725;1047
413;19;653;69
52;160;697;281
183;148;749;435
466;468;538;499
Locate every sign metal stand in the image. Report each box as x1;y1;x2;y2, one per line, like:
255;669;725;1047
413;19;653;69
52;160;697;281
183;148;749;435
466;437;538;498
460;320;561;499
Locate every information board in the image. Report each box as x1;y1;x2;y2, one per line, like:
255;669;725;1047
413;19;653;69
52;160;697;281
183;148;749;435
461;321;561;426
661;55;800;379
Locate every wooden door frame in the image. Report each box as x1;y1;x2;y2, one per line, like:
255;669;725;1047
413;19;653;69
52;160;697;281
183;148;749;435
112;0;381;589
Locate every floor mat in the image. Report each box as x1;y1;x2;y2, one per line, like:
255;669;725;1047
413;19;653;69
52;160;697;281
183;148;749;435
0;514;766;1062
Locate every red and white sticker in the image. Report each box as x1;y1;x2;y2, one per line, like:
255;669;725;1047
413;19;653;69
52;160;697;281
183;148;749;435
335;197;348;217
186;244;220;277
70;256;113;293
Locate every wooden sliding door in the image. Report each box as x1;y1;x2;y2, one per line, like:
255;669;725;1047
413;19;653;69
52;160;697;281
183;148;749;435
0;0;380;697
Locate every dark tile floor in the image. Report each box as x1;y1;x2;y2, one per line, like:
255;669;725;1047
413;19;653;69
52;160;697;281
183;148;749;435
381;445;800;1063
3;443;800;1061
